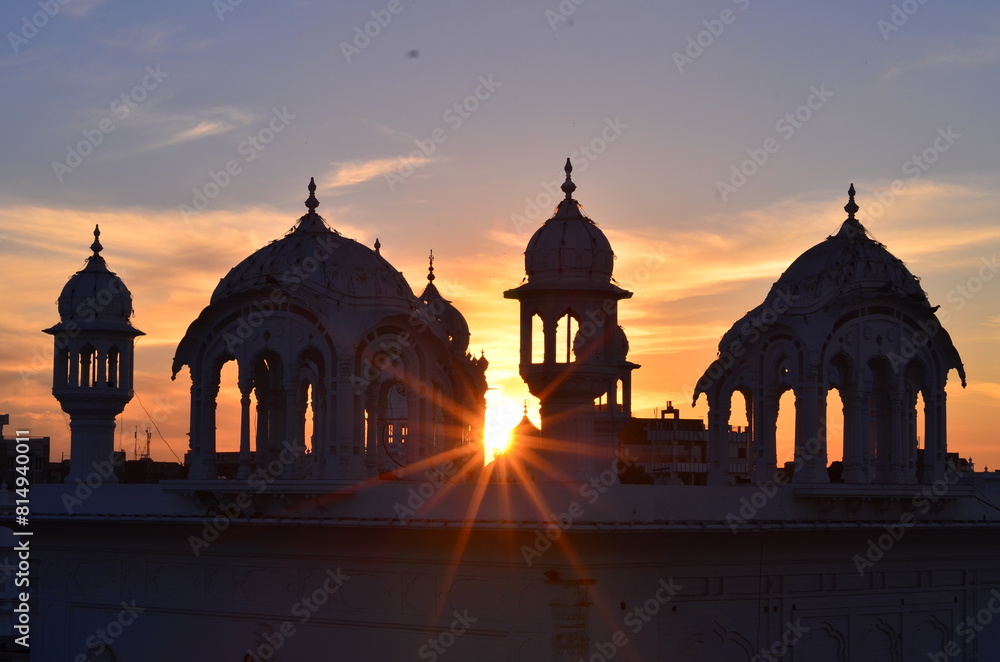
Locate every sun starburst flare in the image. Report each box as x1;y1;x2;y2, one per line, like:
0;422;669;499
483;388;530;461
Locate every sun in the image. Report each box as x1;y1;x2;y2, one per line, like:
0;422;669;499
483;388;528;461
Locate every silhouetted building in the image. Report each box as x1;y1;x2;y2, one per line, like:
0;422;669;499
695;185;964;487
171;179;487;482
0;415;49;489
504;159;638;481
43;226;142;485
21;172;1000;661
619;401;751;485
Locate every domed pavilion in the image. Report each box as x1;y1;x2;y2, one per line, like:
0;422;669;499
172;179;487;481
694;185;965;486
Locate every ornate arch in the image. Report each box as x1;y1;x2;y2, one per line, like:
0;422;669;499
176;293;340;481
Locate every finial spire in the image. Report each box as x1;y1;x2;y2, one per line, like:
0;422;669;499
427;249;435;282
374;237;381;254
305;177;319;214
844;183;859;220
523;399;529;416
560;157;576;199
90;224;103;257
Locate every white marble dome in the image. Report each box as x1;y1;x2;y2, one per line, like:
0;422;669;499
55;225;136;331
765;216;926;314
719;185;930;351
524;159;614;284
211;208;414;310
172;178;488;482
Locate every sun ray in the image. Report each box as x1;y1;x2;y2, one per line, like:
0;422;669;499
433;453;495;620
503;451;630;638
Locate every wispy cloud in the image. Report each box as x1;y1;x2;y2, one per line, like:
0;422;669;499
0;49;52;70
324;156;432;189
62;0;109;18
101;22;180;53
360;119;420;141
885;37;1000;77
108;106;256;158
144;118;236;150
966;382;1000;403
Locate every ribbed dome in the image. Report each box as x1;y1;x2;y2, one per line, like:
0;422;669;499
524;159;614;283
211;222;414;306
717;185;929;351
761;215;927;315
211;180;414;307
55;226;136;331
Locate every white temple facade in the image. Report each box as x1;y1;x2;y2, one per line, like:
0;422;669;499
21;168;1000;662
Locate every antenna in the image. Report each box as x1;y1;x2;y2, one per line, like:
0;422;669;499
134;427;150;461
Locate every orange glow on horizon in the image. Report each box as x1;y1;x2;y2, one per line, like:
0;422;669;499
1;180;998;471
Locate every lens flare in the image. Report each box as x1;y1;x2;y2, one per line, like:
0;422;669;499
483;389;525;461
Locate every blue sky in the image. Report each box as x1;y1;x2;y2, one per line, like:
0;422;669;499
1;0;999;465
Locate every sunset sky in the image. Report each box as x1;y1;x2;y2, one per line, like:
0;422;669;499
1;1;998;469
